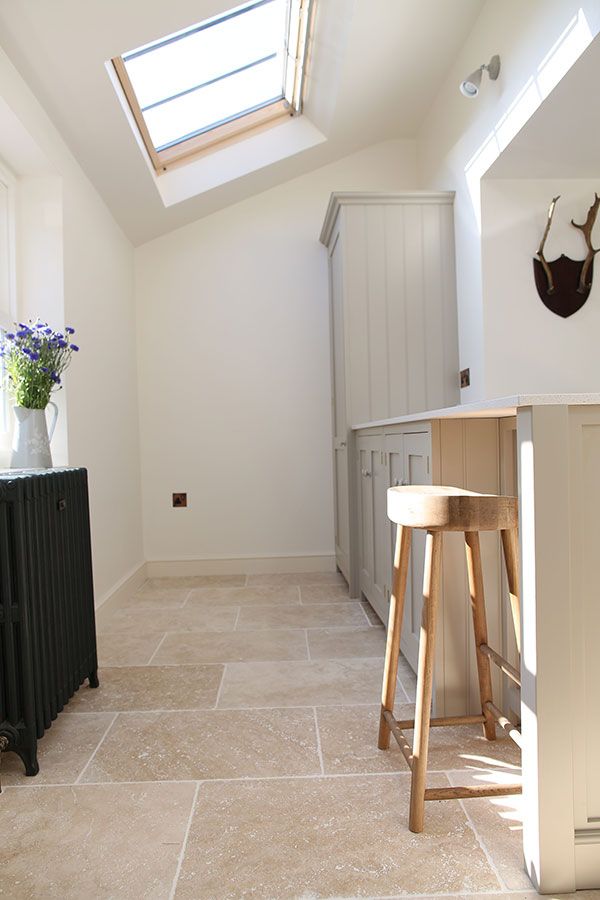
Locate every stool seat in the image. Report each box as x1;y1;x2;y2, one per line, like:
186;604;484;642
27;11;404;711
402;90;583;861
379;484;522;833
387;485;518;532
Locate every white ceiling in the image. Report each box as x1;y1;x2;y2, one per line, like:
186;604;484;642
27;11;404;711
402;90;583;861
0;0;485;244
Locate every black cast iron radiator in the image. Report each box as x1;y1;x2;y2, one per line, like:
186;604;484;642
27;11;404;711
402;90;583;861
0;468;98;776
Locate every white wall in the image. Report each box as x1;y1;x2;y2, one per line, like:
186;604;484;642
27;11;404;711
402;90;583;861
417;0;600;401
135;139;417;564
482;179;600;396
0;45;144;603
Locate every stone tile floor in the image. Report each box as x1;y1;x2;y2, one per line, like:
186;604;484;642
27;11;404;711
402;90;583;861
1;573;597;899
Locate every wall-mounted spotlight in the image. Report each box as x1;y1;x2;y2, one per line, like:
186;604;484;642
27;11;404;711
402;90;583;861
460;54;501;98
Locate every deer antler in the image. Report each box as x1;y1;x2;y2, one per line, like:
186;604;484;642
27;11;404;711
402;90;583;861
537;196;560;293
571;193;600;293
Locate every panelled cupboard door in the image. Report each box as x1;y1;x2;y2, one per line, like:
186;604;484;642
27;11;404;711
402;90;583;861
357;436;375;603
399;432;432;671
329;223;347;444
357;436;386;621
329;221;350;581
334;447;350;581
384;433;406;623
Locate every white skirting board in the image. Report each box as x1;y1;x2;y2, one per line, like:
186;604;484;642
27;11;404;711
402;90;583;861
94;562;147;615
145;554;337;578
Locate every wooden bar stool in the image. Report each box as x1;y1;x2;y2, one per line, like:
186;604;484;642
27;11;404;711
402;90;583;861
378;485;522;833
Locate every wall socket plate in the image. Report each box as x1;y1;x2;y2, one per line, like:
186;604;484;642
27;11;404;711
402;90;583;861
172;493;187;508
460;367;470;388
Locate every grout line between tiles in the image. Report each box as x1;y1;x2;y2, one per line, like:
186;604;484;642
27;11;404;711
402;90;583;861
181;588;194;608
358;602;372;626
312;707;325;775
458;795;509;891
168;780;201;900
146;632;169;665
6;772;416;790
64;699;413;715
304;629;311;661
213;664;227;709
5;764;521;791
74;712;119;784
232;606;242;631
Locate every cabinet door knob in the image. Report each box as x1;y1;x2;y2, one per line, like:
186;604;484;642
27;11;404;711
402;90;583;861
394;478;406;486
362;469;372;477
339;441;347;448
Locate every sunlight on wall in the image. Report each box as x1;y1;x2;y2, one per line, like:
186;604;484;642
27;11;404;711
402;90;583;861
465;9;593;228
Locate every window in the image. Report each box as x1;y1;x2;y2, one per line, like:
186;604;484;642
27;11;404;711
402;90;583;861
112;0;312;171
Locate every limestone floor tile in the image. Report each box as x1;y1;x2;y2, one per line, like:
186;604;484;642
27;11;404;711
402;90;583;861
96;632;165;666
117;585;190;608
0;781;196;899
236;601;367;631
299;583;350;603
186;584;300;607
145;574;246;588
448;769;529;890
174;774;501;898
316;704;521;776
308;625;386;659
218;658;384;708
80;708;320;782
393;895;599;900
96;604;238;635
247;571;347;587
1;712;114;786
316;704;410;775
151;628;308;665
65;664;223;711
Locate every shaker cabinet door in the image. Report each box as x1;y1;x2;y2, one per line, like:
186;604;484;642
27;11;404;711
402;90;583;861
398;432;432;671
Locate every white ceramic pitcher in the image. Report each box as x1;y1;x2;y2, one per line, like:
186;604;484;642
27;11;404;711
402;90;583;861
10;403;59;469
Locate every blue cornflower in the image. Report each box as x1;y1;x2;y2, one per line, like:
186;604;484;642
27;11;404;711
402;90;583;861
6;333;15;340
17;329;30;338
44;327;52;334
41;366;48;373
58;339;68;348
65;326;75;334
35;322;45;329
71;344;79;351
30;351;40;361
21;346;31;356
50;372;60;383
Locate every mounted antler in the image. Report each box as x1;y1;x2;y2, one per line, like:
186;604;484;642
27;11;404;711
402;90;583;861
537;195;560;293
571;193;600;294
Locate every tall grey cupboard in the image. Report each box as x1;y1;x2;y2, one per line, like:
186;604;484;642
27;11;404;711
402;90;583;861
320;192;460;596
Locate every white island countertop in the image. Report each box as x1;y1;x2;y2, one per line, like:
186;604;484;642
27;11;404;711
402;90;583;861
352;392;600;430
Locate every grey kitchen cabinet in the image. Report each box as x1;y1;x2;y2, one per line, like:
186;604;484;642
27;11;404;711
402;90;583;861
355;418;517;718
320;192;459;592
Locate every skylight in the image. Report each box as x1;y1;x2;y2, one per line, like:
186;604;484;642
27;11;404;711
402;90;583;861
112;0;312;170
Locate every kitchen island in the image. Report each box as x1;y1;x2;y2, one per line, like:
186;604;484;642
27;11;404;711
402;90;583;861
350;394;600;892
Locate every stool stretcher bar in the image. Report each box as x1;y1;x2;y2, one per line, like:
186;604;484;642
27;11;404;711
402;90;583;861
480;643;521;686
485;700;523;749
424;783;522;801
382;702;523;796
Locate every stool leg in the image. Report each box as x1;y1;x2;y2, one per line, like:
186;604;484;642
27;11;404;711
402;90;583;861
501;528;521;654
378;525;412;750
409;529;442;833
464;531;496;741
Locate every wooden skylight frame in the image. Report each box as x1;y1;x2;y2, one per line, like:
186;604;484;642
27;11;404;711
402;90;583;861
111;0;313;172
